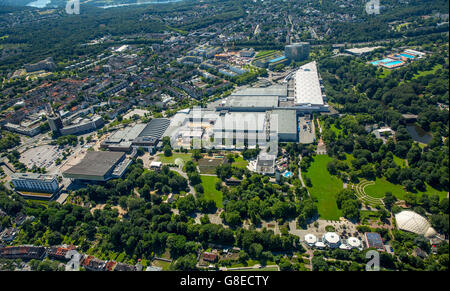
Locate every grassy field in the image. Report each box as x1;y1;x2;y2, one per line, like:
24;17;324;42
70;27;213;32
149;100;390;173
377;68;391;79
364;177;448;200
231;266;279;271
412;64;443;79
152;259;171;271
232;156;249;169
201;175;223;208
302;155;343;220
157;153;192;164
392;155;407;168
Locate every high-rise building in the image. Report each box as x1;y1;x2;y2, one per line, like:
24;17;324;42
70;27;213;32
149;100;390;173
285;42;310;62
48;115;63;133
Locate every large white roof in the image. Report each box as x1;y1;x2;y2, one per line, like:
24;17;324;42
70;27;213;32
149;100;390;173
347;237;362;248
395;211;436;237
294;61;324;106
323;232;340;244
304;234;317;244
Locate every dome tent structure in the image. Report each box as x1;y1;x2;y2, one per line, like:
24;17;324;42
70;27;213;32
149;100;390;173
347;237;362;249
395;210;437;238
322;232;340;248
304;234;317;246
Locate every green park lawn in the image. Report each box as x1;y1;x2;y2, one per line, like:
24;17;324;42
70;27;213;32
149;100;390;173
151;259;171;270
377;68;391;79
232;156;249;169
412;64;443;80
201;175;223;208
364;177;448;200
392;155;407;168
302;155;343;220
329;124;343;136
157;153;192;164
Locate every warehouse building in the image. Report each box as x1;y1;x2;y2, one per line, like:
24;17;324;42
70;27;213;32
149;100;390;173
271;109;298;142
294;61;327;108
165;62;327;151
101;118;170;152
62;151;131;182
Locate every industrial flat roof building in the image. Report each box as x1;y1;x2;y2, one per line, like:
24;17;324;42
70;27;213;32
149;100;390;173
220;95;279;111
294;61;325;106
231;85;288;97
101;119;170;152
102;123;147;151
138;118;170;139
271;109;298;142
63;151;129;181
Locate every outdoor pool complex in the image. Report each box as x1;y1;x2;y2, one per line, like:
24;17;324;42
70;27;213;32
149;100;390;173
370;58;393;65
384;60;404;66
399;53;415;59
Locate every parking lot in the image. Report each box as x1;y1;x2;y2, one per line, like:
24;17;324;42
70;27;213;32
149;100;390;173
19;145;64;173
299;116;315;144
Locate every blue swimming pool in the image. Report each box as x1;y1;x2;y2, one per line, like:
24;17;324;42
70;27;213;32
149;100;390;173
384;60;403;66
269;56;287;63
370;58;393;65
283;171;292;178
400;53;415;59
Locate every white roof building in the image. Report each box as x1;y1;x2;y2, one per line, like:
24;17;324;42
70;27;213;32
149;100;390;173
347;237;363;249
395;211;437;238
294;61;324;106
304;234;317;246
322;232;341;248
314;241;326;248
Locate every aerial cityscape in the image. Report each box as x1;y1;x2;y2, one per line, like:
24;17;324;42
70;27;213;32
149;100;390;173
0;0;448;276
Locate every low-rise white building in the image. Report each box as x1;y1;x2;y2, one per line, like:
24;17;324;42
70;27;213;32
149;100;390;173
11;173;59;193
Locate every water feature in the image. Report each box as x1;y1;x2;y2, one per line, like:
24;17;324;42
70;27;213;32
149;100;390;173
406;124;432;144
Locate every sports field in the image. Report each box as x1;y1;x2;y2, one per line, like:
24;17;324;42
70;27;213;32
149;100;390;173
302;155;343;220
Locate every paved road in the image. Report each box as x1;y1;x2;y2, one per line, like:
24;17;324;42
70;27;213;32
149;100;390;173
298;155;310;197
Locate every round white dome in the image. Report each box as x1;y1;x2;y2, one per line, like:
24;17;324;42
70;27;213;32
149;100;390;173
304;234;317;244
395;211;436;237
347;237;361;248
323;232;340;244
